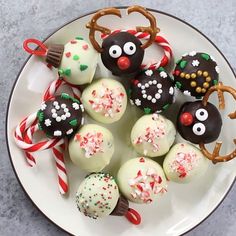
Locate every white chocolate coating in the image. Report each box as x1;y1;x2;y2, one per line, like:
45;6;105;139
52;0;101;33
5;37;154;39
117;157;167;204
69;124;114;172
59;38;98;85
76;173;119;219
82;78;127;124
163;143;209;183
131;114;176;157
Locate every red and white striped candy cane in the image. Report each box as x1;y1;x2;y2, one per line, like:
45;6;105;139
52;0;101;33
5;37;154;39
101;29;172;70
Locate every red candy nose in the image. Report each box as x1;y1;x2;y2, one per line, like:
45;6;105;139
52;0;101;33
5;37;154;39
180;112;193;126
117;56;131;70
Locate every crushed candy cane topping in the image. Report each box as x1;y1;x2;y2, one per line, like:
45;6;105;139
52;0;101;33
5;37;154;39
88;83;125;118
75;132;104;157
128;167;167;203
170;149;200;178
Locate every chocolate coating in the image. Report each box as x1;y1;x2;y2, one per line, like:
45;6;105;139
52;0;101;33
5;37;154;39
130;68;175;113
177;101;222;144
101;32;144;77
173;52;219;98
38;93;83;138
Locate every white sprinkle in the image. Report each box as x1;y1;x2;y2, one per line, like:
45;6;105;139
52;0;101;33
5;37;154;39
183;90;191;96
143;94;147;98
147;95;152;100
135;99;141;106
158;89;163;94
66;129;73;135
151;98;156;103
160;71;167;78
64;108;69;112
55;105;60;110
189;51;197;56
52;113;57;118
148;81;153;85
169;87;174;95
51;109;56;113
72;103;80;110
44;119;51;127
61;115;66;120
54;130;62;136
66;112;71;118
56;116;61;122
81;117;85;125
137;83;141;88
215;66;220;74
61;104;66;109
153;80;157;85
53;101;58;106
145;70;153;76
141;85;145;89
155;93;161;99
145;83;149;88
80;104;84;112
192;59;200;67
157;83;162;89
41;103;47;111
141;90;146;94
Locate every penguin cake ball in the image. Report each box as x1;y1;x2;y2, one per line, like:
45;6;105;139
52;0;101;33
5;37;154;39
58;37;98;85
69;124;114;172
131;114;176;157
130;68;175;113
163;143;209;183
82;78;127;124
177;101;222;144
76;173;119;219
37;93;83;138
173;52;219;97
117;157;167;204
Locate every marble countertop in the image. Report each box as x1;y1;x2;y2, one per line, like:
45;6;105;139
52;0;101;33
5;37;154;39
0;0;235;235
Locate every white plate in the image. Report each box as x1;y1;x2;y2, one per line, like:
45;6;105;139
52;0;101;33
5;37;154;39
6;7;236;236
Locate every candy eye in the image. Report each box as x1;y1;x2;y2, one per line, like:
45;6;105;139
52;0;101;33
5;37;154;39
192;123;206;136
109;45;122;58
123;42;136;55
195;108;208;121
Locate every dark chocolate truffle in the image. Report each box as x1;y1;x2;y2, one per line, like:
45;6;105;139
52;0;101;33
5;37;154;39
101;32;144;77
37;93;84;138
173;52;219;98
177;101;222;144
130;68;175;113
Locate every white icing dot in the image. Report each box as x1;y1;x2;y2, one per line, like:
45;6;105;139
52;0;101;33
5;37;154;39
158;89;163;94
145;83;149;88
137;83;141;88
56;117;61;122
54;130;62;136
160;71;167;78
53;101;58;106
148;81;153;85
143;94;147;98
155;93;161;99
157;83;162;89
52;113;57;118
55;105;60;110
61;104;66;109
51;109;56;113
147;95;152;100
141;90;146;94
153;80;157;85
64;108;69;112
44;119;51;127
141;85;145;89
151;98;156;103
61;115;66;120
66;112;71;118
66;129;73;135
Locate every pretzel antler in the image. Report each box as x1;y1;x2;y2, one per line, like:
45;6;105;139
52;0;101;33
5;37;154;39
86;8;121;52
200;82;236;163
127;5;160;49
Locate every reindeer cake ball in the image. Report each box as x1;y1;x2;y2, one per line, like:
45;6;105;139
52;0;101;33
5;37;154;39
177;101;222;144
163;143;209;183
69;124;114;172
131;114;176;157
37;93;84;138
81;78;127;124
130;68;175;113
117;157;167;204
173;52;219;97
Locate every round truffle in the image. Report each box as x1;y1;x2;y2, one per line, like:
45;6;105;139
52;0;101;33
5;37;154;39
58;37;98;85
82;78;127;124
69;124;114;172
131;114;176;157
173;52;219;97
101;32;144;77
130;68;175;113
177;101;222;144
117;157;167;204
37;93;83;138
163;143;209;183
76;173;119;219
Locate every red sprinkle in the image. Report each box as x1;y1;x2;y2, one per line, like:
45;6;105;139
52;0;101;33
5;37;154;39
82;44;88;50
65;52;71;58
70;40;77;44
139;157;145;163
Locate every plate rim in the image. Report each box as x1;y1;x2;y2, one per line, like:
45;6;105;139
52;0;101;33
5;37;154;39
5;6;236;236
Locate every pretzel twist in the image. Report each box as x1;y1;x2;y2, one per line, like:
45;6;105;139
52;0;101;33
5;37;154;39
200;82;236;163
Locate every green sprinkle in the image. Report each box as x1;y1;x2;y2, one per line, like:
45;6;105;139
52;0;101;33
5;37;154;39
176;59;182;65
37;110;44;122
76;36;84;40
69;119;78;126
213;79;218;85
64;68;71;76
73;55;79;61
61;93;70;99
158;67;165;72
72;97;80;104
38;123;43;130
58;68;64;75
195;96;202;99
162;104;170;110
201;53;210;61
80;64;88;71
175;81;182;89
144;107;151;114
180;60;187;69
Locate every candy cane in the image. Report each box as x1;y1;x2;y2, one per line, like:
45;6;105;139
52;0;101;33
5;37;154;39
101;30;172;70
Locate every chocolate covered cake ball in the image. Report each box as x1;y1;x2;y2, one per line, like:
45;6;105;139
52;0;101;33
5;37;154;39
177;101;222;144
173;52;219;97
37;93;84;138
130;68;175;113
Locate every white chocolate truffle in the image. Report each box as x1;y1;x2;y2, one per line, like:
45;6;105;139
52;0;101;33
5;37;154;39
117;157;167;204
82;78;127;124
76;173;119;219
59;38;98;85
163;143;209;183
131;114;176;157
69;124;114;172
